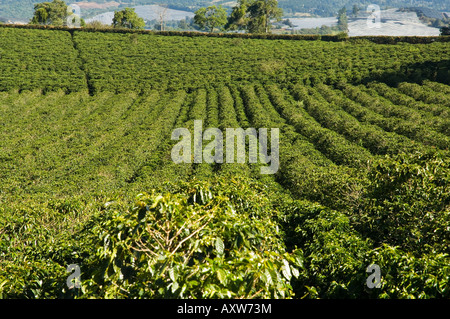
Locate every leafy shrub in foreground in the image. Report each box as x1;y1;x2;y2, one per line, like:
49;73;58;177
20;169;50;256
80;178;303;298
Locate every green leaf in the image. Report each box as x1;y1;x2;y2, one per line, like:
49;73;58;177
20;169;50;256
291;266;299;279
260;271;268;284
215;237;225;255
180;284;187;296
293;250;304;269
281;259;291;281
264;269;273;286
217;269;227;284
169;267;177;282
171;281;179;293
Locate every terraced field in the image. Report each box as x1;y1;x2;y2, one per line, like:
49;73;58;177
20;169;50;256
0;26;449;299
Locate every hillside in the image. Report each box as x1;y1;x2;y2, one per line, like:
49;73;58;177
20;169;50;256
2;0;450;21
0;26;449;299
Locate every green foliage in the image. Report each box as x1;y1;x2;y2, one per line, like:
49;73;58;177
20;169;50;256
226;0;250;31
278;155;450;299
112;8;145;30
0;196;99;298
61;28;450;92
0;28;86;92
194;5;228;32
30;0;68;26
337;6;348;32
291;24;342;35
85;20;112;30
366;245;450;298
81;178;301;298
441;27;450;36
227;0;283;33
336;82;450;150
247;0;283;33
278;199;371;298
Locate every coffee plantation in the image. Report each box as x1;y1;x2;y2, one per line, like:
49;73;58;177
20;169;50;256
0;25;448;299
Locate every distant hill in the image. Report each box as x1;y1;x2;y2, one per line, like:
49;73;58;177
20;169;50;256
280;0;450;16
1;0;450;22
0;0;204;21
407;6;446;19
85;5;195;25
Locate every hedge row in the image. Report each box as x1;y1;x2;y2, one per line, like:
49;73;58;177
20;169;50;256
1;23;449;44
